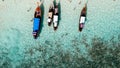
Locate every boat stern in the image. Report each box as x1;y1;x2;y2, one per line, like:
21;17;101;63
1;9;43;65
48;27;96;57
33;31;38;39
79;23;84;32
53;21;58;31
47;17;52;26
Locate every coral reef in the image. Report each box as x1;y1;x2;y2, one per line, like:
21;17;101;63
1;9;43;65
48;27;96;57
0;35;118;68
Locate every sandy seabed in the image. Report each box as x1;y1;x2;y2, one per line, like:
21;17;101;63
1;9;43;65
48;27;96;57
0;0;120;68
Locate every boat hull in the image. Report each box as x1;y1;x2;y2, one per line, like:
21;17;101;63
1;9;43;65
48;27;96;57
48;11;54;26
79;5;87;32
48;2;54;26
33;6;41;39
53;4;59;31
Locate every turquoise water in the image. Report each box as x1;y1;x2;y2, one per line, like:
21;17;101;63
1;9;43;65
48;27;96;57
0;0;120;67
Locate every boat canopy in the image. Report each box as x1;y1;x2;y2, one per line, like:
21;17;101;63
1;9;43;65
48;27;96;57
53;15;58;27
80;16;85;24
33;18;40;31
53;15;58;22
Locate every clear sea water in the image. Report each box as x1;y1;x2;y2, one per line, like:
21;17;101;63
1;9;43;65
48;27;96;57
0;0;120;68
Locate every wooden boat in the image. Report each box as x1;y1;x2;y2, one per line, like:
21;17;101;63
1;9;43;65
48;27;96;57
53;3;59;30
79;4;87;32
47;2;54;26
33;2;41;39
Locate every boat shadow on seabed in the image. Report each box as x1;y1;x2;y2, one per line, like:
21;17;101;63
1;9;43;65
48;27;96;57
38;3;44;37
58;1;61;28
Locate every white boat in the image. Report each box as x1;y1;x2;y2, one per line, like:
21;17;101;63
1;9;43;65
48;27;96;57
53;3;59;30
79;4;87;32
48;2;54;26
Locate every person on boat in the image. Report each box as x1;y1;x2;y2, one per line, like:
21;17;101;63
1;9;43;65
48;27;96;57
33;2;41;39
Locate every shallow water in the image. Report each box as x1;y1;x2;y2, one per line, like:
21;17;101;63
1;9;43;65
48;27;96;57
0;0;120;67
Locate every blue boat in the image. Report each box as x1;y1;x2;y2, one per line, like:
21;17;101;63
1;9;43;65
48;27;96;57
33;4;41;39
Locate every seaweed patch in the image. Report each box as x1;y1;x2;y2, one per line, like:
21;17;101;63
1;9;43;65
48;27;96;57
1;35;120;67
